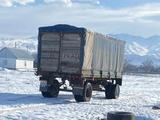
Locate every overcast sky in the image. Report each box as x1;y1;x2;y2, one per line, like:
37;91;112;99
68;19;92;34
0;0;160;37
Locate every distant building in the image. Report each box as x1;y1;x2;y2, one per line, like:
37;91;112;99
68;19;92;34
0;47;34;70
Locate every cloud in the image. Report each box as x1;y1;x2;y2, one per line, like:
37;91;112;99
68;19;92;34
0;2;160;37
14;0;35;5
0;0;101;7
44;0;72;7
0;0;35;7
72;0;100;5
0;0;13;7
122;3;160;22
43;0;100;7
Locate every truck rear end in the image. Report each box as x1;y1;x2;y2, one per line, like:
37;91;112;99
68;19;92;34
38;26;84;76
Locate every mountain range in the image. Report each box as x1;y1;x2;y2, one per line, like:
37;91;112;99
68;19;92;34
0;34;160;65
111;34;160;65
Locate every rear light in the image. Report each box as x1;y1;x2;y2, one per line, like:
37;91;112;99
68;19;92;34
72;75;81;80
71;75;83;86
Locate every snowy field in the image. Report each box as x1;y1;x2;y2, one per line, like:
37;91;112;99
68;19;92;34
0;69;160;120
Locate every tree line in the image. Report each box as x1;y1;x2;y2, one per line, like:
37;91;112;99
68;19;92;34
123;59;160;74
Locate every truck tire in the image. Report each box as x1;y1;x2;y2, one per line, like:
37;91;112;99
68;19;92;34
74;95;84;102
74;82;92;102
107;111;135;120
105;84;120;99
41;81;59;98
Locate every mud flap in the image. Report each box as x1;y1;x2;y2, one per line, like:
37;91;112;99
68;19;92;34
39;80;48;92
72;87;83;96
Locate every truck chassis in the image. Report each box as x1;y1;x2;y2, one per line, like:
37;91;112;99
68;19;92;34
38;72;122;102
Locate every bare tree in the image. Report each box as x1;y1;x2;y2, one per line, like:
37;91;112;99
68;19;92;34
141;59;154;73
123;59;138;73
123;59;129;72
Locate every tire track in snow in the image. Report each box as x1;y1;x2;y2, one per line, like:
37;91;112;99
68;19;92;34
0;94;74;115
0;94;47;115
0;104;46;115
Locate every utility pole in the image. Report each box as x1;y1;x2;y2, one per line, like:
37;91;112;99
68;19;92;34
15;42;17;48
27;45;29;52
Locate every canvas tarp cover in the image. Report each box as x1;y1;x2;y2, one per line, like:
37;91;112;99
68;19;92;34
82;31;94;76
82;32;125;78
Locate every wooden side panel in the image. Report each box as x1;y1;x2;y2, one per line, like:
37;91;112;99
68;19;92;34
40;33;60;71
60;34;81;73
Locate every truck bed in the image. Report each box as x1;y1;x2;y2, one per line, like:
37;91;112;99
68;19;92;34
38;24;125;79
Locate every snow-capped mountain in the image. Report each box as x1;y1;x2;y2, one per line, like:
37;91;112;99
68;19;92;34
112;34;160;65
0;37;37;53
125;42;149;56
0;34;160;65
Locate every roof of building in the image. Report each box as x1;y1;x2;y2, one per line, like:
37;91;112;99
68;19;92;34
0;47;34;60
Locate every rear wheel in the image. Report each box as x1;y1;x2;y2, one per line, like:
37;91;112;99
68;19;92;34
105;84;120;99
74;82;92;102
41;80;59;98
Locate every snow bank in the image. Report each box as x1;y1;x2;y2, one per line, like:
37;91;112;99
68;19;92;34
0;70;159;120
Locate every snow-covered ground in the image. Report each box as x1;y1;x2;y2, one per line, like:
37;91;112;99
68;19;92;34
0;69;160;120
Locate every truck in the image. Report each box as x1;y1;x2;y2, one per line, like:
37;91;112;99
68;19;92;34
36;24;125;102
